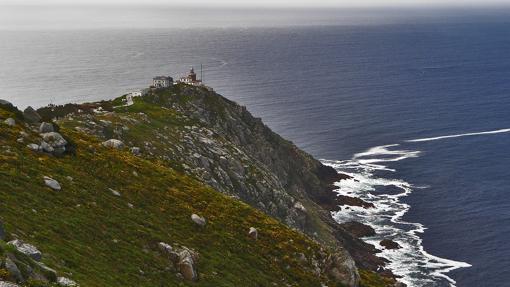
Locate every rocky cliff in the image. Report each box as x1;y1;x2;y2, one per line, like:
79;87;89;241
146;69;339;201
0;85;398;287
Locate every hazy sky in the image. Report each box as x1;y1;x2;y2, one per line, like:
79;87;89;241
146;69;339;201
2;0;510;8
1;0;510;30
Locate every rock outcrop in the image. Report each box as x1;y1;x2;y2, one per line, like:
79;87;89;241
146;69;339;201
40;132;68;156
158;242;199;282
23;107;41;123
102;139;124;149
57;277;78;286
0;281;20;287
7;240;42;261
336;195;375;209
39;122;54;133
340;221;376;238
0;224;77;287
4;257;23;282
380;239;401;250
323;249;360;287
177;248;199;281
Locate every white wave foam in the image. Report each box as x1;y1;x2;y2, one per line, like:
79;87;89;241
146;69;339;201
322;144;471;287
406;128;510;142
352;144;421;170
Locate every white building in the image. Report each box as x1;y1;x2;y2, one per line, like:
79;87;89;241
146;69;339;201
125;94;134;106
130;91;143;97
152;76;173;88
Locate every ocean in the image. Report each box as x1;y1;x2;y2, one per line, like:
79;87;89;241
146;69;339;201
2;15;510;287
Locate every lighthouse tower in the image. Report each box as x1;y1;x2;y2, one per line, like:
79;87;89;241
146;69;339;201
188;67;197;82
179;66;202;86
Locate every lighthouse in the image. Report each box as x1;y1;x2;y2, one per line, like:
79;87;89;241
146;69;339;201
188;67;197;82
179;66;202;86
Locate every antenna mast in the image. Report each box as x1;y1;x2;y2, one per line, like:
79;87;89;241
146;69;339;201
201;64;203;84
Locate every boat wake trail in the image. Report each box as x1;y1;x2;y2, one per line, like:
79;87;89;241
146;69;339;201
406;128;510;142
209;58;228;69
322;144;471;287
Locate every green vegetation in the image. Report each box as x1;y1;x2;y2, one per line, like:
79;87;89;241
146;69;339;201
0;105;331;286
359;270;397;287
0;87;396;286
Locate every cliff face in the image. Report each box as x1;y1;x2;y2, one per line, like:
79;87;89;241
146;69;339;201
0;84;397;286
141;85;347;242
131;85;387;271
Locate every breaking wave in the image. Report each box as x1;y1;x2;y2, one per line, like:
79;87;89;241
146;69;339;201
322;144;471;287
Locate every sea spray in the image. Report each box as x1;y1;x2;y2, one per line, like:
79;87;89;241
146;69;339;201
322;144;471;287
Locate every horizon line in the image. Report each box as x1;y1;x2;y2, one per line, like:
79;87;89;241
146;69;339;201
3;2;510;9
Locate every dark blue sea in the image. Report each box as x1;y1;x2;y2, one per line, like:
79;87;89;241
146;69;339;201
2;20;510;287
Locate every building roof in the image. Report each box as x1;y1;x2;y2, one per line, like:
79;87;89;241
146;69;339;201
153;76;173;80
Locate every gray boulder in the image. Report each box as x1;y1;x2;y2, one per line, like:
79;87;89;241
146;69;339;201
5;257;23;282
26;143;40;152
191;214;206;227
23;106;41;123
7;239;42;261
157;243;199;282
41;132;67;155
130;147;141;155
39;122;54;133
57;277;78;287
0;281;21;287
324;249;360;287
158;242;173;254
178;249;198;281
158;242;179;263
40;141;54;153
3;118;15;127
294;202;307;212
102;139;124;149
248;227;258;240
44;176;61;191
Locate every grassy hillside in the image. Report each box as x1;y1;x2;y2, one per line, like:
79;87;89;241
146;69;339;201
0;89;398;287
0;109;334;287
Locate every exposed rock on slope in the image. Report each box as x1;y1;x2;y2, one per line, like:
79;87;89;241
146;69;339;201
340;221;376;238
113;85;389;275
0;97;378;287
0;229;76;287
43;85;393;280
0;84;400;286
